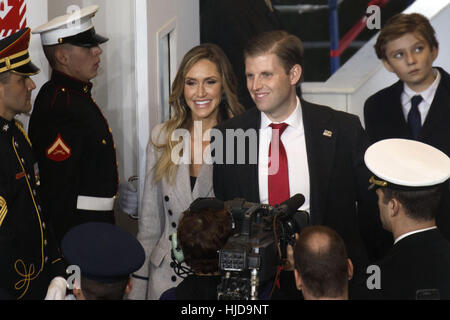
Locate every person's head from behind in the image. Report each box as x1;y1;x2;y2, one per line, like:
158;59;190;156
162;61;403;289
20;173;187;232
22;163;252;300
0;28;39;121
170;43;244;126
177;206;233;274
61;222;145;300
375;13;439;92
376;186;442;233
365;139;450;236
75;276;130;300
293;226;353;300
243;30;303;122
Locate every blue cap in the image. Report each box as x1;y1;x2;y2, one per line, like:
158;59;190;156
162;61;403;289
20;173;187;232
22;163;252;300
61;223;145;283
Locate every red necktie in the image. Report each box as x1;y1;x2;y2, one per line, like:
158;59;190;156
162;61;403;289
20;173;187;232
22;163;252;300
268;123;290;206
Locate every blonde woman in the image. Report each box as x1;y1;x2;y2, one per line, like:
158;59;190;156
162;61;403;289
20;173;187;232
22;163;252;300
129;44;244;300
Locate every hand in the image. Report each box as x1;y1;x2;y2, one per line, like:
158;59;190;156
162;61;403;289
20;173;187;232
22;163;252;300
45;277;67;300
117;176;139;219
284;234;299;271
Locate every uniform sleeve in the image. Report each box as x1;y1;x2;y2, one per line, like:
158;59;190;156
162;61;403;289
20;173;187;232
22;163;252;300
128;126;166;300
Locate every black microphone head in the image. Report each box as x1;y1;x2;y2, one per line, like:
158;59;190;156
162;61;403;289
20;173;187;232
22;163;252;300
280;194;305;213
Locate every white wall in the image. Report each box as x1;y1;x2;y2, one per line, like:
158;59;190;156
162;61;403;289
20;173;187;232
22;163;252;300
302;0;450;127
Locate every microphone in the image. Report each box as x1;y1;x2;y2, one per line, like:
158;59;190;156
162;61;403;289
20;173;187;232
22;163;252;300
274;194;306;219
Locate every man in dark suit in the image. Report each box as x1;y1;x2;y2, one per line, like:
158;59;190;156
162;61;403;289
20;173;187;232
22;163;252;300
212;30;385;279
354;139;450;300
364;13;450;239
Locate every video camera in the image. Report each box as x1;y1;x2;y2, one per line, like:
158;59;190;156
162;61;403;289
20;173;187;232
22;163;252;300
217;194;309;300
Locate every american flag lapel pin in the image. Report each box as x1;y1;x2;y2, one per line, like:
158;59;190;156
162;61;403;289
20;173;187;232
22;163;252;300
323;130;333;138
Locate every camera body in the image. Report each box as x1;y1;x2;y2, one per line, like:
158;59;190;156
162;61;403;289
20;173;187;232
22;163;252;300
217;196;309;300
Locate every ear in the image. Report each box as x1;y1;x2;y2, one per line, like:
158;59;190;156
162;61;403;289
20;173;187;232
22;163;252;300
431;46;439;62
125;278;133;295
54;46;70;67
347;258;354;281
382;59;394;73
390;198;401;217
289;64;302;85
294;269;303;291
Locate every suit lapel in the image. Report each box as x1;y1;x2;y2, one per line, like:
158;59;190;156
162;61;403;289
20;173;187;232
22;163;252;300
420;68;450;140
239;108;261;203
174;163;194;206
193;164;214;199
302;100;336;225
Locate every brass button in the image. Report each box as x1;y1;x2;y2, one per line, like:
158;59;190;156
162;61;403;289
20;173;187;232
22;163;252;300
102;139;107;145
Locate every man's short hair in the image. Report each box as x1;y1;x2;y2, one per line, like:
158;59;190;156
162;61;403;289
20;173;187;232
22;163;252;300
380;186;443;221
42;44;73;69
178;207;233;274
375;13;439;60
80;276;129;300
244;30;304;74
294;226;349;299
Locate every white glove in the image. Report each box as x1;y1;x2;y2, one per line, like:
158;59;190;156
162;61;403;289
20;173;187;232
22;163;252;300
117;176;139;219
45;277;67;300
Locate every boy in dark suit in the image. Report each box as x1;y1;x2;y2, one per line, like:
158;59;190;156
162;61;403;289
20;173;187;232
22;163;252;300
364;13;449;153
364;13;450;239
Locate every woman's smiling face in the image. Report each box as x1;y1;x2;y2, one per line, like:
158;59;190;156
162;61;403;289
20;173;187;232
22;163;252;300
184;58;222;122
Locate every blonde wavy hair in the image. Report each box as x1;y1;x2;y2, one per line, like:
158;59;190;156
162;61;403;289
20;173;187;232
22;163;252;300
152;43;244;184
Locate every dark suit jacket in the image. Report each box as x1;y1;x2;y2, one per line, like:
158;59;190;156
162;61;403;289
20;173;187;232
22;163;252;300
353;229;450;300
213;100;386;273
364;67;450;239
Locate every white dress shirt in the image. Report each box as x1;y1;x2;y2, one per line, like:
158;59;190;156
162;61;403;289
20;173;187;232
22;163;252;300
401;68;441;125
258;97;310;212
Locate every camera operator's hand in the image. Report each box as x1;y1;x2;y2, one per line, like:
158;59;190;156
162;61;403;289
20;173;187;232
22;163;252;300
284;234;299;271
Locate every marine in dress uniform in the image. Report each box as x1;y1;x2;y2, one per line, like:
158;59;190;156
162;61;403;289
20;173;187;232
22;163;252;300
61;222;145;300
353;139;450;300
0;28;65;300
29;6;118;244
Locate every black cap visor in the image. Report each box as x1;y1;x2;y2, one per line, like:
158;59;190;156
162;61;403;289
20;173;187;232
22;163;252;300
12;61;40;76
60;28;108;48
